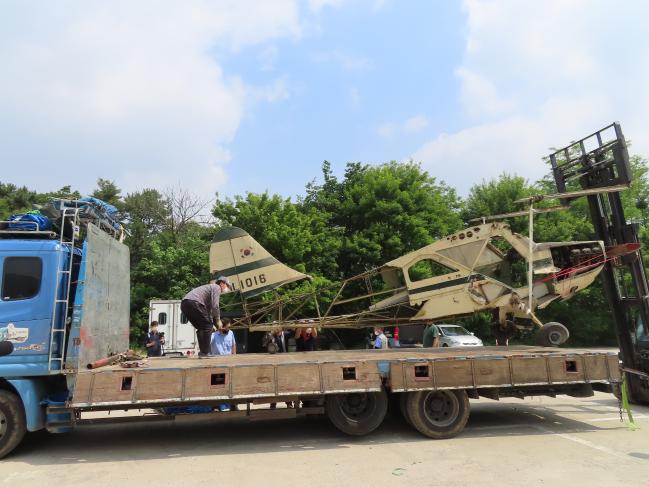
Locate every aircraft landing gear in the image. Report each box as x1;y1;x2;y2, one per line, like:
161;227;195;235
536;322;570;347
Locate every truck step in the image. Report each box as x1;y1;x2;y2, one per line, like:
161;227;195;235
45;406;74;434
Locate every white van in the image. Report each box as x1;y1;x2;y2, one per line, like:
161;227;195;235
148;300;198;356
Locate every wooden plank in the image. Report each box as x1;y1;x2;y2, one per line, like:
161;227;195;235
607;355;621;380
88;371;136;404
277;364;321;394
401;361;435;390
184;367;230;400
548;355;585;382
388;361;406;391
583;354;608;381
135;370;183;401
473;358;511;386
231;365;275;397
72;373;93;405
434;359;473;388
511;355;549;384
321;362;381;392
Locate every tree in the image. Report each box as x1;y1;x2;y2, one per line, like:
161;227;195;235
91;178;123;209
123;189;170;266
213;192;341;279
166;186;212;241
305;161;463;277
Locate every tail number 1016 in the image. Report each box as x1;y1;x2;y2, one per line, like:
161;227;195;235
235;274;267;291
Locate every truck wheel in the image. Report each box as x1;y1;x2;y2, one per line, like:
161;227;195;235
0;390;26;458
536;322;570;347
326;390;388;436
399;392;413;427
405;390;470;439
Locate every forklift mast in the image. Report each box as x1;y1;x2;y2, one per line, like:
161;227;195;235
549;122;649;404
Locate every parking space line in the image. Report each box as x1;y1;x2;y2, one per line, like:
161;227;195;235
530;425;638;462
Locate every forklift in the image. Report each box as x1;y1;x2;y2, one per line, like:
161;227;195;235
550;122;649;404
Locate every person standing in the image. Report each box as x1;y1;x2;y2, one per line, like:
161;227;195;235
423;324;440;348
295;326;317;352
181;276;232;357
373;327;388;349
210;318;236;412
145;321;165;357
210;318;237;356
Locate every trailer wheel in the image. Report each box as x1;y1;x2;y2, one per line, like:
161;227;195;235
0;391;26;458
399;392;413;427
536;322;570;347
405;390;470;439
326;390;388;436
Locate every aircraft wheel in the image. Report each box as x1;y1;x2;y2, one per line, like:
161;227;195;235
405;390;470;439
0;391;26;459
536;322;570;347
400;392;413;427
326;390;388;436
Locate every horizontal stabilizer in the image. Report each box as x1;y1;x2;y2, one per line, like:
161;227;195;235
210;227;309;298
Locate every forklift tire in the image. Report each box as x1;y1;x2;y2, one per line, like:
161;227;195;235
400;392;414;427
0;390;26;459
536;322;570;347
325;390;388;436
405;390;470;439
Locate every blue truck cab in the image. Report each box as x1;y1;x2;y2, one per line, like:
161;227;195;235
0;199;128;457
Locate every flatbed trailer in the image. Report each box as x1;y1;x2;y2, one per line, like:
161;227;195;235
56;346;620;441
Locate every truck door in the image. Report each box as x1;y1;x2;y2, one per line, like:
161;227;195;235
0;252;56;364
151;302;173;352
175;302;197;354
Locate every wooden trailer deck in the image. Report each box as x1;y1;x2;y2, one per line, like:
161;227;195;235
70;347;620;407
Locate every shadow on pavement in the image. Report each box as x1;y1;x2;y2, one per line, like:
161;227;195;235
7;399;629;466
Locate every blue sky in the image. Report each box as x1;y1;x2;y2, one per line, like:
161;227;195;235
225;1;465;197
1;0;648;202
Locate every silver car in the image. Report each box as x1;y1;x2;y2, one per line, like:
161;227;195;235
437;324;483;347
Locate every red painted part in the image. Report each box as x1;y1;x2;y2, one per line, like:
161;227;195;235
605;242;641;257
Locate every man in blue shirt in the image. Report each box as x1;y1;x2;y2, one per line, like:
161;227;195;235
210;318;236;412
211;318;237;356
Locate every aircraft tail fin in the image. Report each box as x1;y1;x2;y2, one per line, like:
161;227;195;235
209;227;309;298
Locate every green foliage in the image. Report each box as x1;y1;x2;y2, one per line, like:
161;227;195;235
213;192;342;279
91;178;123;210
305;161;463;277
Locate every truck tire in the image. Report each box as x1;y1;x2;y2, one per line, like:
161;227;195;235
0;390;26;459
536;322;570;347
399;392;413;427
405;390;470;439
326;390;388;436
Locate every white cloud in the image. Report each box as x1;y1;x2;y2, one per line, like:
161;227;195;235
0;1;301;197
308;0;345;12
404;115;429;133
412;0;649;194
378;114;429;138
377;123;395;138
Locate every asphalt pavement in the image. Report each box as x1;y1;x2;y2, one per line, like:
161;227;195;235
1;392;648;487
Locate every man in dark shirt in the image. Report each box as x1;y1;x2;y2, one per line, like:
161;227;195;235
145;321;164;357
181;276;233;357
423;324;440;348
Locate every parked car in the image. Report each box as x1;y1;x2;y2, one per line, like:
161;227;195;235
437;324;483;347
